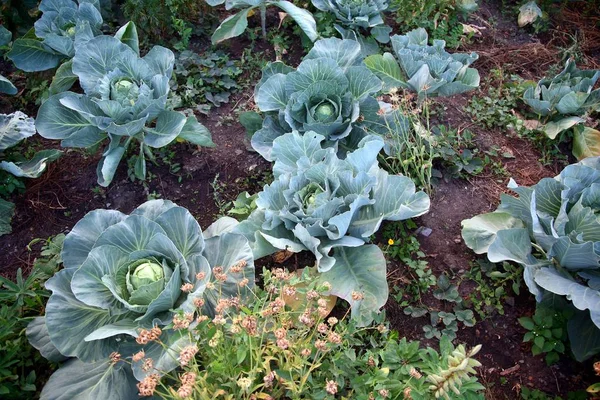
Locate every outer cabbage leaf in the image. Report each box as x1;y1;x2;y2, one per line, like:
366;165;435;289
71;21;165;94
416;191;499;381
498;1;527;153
0;111;36;151
320;245;388;325
0;74;17;95
39;359;138;400
0;149;62;178
461;156;600;360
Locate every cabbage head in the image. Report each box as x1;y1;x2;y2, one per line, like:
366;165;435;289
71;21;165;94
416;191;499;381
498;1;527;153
36;25;214;186
522;60;600;157
365;28;480;98
236;131;430;324
27;200;255;399
461;157;600;361
8;0;102;72
251;37;383;161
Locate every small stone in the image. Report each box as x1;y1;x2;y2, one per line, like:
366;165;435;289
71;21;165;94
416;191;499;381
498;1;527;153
416;227;432;237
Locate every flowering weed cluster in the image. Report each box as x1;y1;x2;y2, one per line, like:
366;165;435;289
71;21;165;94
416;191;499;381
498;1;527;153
125;267;483;399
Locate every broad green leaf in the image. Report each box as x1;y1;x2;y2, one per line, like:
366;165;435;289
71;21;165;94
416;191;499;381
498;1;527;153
274;1;318;42
286;58;348;92
321;245;388;326
203;216;239;239
84;320;140;341
239;111;263;137
535;268;600;329
73;36;133;94
348;169;430;238
346;66;382;101
0;149;62;178
0;25;11;46
461;212;525;254
573;125;600;160
177;116;215;147
40;359;138;400
549;236;600;270
26;317;68;363
143;45;175;78
211;9;252;45
364;52;406;91
256;73;289;111
94;214;167;254
114;21;139;55
556;91;588;114
154;206;206;260
542;116;584;140
371;25;392;44
8;38;63;72
96;144;126;187
0;74;17;95
131;330;192;380
250;116;288;161
487;228;536;265
45;269;133;361
304;38;362;70
201;232;255;313
70;245;131;310
61;209;127;270
0;198;15;236
48;60;78;95
568;310;600;362
36;93;104;145
143;110;186;148
271;131;328;176
0;111;36;151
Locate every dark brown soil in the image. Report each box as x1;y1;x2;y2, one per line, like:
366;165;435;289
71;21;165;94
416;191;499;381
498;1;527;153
1;0;598;398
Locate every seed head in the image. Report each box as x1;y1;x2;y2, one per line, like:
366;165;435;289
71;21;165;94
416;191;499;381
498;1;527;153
325;380;338;395
181;283;194;293
137;374;159;397
132;350;145;362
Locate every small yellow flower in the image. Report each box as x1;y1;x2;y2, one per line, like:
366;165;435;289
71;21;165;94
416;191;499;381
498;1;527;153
388;238;394;245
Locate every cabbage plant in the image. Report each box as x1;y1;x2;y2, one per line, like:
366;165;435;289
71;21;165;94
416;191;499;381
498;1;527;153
207;0;318;44
236;131;430;324
0;112;61;236
35;25;214;186
311;0;391;48
365;28;480;98
27;200;255;399
312;0;388;29
8;0;102;72
251;37;383;161
522;60;600;159
461;157;600;361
